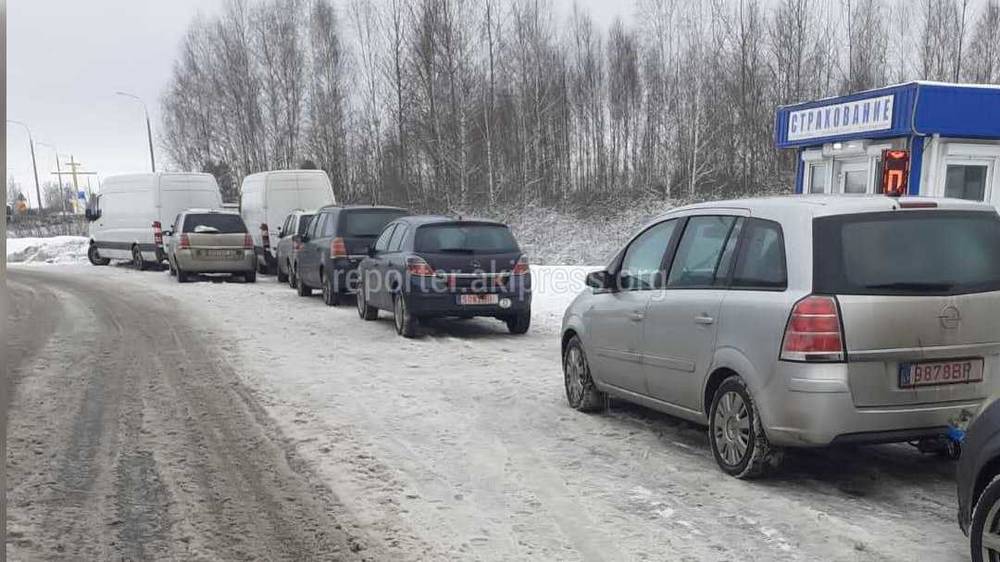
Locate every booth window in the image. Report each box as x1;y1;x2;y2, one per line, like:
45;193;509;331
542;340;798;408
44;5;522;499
808;163;829;193
945;165;988;201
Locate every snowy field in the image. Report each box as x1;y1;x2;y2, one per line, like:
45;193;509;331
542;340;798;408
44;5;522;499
8;251;970;560
6;235;89;265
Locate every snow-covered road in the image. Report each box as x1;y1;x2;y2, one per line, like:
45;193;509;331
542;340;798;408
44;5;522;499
9;262;969;560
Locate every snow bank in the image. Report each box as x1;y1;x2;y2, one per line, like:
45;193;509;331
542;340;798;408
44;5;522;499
6;236;90;265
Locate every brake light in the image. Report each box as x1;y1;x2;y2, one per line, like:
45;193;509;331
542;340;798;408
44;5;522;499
780;295;845;362
243;233;253;249
899;200;938;209
152;221;163;247
406;256;435;277
512;255;530;276
260;223;270;250
179;233;190;249
330;237;347;258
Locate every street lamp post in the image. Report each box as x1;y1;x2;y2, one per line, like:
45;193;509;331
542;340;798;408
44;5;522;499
7;119;42;211
115;91;156;173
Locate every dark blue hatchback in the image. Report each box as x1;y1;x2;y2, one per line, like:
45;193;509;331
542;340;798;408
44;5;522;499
355;216;531;337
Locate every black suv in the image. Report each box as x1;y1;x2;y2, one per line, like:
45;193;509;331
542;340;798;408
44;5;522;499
294;205;409;305
355;216;531;337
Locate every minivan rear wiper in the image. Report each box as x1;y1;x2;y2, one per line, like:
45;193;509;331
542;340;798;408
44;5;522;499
864;281;955;291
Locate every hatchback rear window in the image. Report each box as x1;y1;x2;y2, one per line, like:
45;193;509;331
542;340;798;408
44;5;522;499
814;210;1000;296
183;213;247;234
340;210;406;237
415;223;519;254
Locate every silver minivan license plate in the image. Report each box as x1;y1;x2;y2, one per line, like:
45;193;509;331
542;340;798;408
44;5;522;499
898;359;984;388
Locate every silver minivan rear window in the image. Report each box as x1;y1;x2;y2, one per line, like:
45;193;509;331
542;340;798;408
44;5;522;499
813;210;1000;296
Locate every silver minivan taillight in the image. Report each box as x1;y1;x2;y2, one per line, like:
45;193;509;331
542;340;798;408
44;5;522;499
780;295;845;362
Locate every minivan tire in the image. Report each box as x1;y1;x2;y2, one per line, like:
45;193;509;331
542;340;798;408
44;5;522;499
393;294;417;338
296;274;312;297
88;244;110;266
244;270;257;283
505;312;531;334
177;266;189;283
322;270;340;306
708;376;782;479
132;245;149;271
563;335;607;412
357;282;378;321
970;474;1000;562
277;262;289;283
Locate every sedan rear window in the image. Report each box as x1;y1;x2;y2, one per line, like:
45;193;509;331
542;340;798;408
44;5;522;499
415;223;519;254
814;210;1000;296
341;210;407;237
182;213;247;234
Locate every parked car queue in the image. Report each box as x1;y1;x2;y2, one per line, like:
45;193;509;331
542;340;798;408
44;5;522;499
82;172;1000;560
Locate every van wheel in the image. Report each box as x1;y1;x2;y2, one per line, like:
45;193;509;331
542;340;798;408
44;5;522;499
563;335;607;412
88;244;110;266
132;245;149;271
277;261;289;283
393;294;417;338
709;376;782;479
296;274;312;297
356;281;378;321
505;312;531;334
322;270;340;306
244;270;257;283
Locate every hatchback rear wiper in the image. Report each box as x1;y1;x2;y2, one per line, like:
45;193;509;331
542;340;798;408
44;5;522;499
435;248;477;253
864;281;955;291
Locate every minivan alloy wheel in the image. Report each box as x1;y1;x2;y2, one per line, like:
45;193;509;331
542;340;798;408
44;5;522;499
562;335;606;412
708;376;782;478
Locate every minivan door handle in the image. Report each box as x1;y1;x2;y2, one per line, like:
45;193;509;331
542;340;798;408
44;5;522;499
694;314;715;325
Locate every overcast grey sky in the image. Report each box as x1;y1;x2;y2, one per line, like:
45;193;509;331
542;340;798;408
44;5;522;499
7;0;627;207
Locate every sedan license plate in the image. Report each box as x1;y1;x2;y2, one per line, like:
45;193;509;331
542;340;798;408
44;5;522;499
898;359;984;388
458;293;499;306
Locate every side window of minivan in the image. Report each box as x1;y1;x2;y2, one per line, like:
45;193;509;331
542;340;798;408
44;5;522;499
308;213;325;239
374;224;396;253
731;219;787;290
667;216;737;288
388;225;408;252
619;219;679;290
322;212;337;237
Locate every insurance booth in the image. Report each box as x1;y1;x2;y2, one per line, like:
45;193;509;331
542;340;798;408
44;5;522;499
774;81;1000;206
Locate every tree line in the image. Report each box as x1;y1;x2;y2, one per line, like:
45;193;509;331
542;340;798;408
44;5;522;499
161;0;1000;209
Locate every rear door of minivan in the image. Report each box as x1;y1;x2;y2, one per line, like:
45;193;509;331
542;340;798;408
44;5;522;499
814;209;1000;408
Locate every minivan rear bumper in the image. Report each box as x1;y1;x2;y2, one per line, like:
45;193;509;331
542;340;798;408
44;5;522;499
760;362;985;447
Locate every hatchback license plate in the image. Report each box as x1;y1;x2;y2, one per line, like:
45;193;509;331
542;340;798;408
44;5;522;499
198;249;241;259
898;359;984;388
458;294;499;306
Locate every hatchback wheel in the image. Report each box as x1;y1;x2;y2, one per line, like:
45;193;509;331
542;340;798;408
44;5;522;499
296;273;312;297
972;476;1000;561
393;294;417;338
709;376;782;478
322;271;340;306
244;270;257;283
176;265;188;283
288;265;298;289
277;260;289;283
505;312;531;335
562;335;607;412
356;281;378;321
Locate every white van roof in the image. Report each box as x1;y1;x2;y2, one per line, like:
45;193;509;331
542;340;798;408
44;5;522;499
101;172;218;193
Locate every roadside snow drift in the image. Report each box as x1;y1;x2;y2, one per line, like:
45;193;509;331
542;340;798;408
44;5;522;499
7;236;90;265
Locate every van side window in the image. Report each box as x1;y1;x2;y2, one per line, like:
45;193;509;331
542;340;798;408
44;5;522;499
388;226;408;252
619;219;678;290
374;225;396;253
732;219;787;290
667;216;737;288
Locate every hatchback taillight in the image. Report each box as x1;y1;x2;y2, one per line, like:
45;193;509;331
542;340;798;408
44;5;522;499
179;233;191;249
406;256;435;277
330;237;347;258
512;255;530;276
780;295;845;362
243;233;253;249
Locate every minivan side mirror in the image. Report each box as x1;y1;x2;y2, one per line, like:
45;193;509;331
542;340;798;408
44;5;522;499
585;270;614;291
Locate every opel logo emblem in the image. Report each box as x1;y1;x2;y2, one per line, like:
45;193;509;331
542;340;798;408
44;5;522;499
938;305;961;329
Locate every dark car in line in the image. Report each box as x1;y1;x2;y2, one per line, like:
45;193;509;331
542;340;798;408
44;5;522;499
355;216;532;337
294;205;409;305
958;399;1000;562
275;209;315;286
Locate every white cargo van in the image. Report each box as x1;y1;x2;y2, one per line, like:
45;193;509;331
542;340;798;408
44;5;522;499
240;170;336;272
86;173;224;269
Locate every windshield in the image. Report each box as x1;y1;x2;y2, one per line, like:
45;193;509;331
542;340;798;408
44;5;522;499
340;210;406;237
813;210;1000;296
415;223;519;253
182;213;247;234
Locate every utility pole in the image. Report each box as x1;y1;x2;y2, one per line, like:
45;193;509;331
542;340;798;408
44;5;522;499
7;120;42;211
50;155;97;214
116;91;156;172
36;142;68;214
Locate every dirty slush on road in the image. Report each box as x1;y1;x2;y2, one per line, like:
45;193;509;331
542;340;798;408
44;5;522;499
5;268;369;561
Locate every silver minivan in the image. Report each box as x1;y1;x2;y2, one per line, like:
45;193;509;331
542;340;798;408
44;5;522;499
561;196;1000;478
